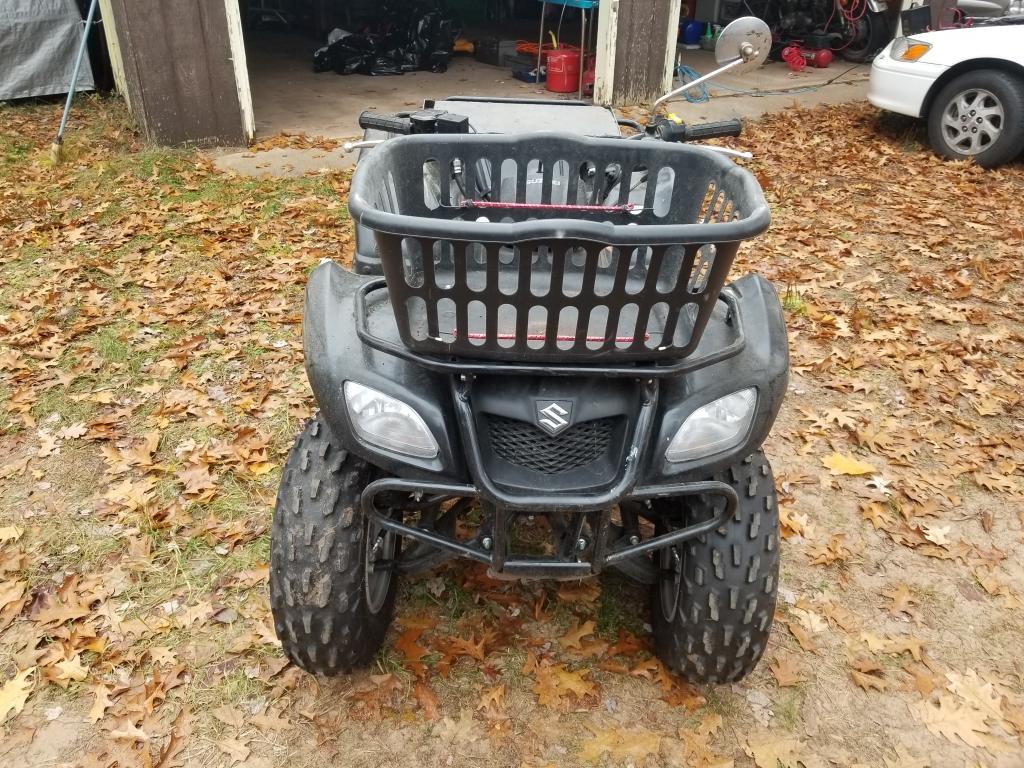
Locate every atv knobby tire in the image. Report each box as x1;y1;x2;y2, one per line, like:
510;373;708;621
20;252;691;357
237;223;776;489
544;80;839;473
652;451;780;683
270;416;397;675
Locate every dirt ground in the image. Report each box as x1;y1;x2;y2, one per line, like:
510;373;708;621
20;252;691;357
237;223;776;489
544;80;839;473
0;97;1022;768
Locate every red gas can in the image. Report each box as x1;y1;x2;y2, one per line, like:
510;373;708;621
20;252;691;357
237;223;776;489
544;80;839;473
546;49;581;93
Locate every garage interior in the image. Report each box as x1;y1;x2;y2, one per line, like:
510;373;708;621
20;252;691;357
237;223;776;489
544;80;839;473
239;0;598;138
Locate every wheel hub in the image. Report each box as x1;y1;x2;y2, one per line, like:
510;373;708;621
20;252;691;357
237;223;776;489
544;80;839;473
658;545;683;621
364;522;396;614
940;88;1004;156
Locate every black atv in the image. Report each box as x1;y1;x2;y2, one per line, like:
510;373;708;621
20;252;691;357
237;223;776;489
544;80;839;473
270;18;788;683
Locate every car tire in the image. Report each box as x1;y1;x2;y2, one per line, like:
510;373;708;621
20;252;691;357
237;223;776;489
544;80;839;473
650;451;780;684
927;70;1024;169
270;415;398;675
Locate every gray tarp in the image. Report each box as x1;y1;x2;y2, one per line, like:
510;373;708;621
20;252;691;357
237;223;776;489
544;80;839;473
0;0;95;100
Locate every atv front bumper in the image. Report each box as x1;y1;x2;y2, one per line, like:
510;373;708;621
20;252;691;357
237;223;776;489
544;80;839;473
303;261;787;579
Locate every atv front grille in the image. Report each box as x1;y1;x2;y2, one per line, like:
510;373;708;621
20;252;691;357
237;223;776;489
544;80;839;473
486;415;615;474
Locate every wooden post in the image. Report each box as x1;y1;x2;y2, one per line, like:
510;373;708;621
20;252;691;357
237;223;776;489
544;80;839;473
608;0;682;107
105;0;248;146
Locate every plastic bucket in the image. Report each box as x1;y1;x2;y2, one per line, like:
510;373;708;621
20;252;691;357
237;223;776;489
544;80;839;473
545;49;581;93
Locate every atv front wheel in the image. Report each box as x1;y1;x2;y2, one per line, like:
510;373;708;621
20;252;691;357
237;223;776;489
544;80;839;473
651;451;780;683
270;416;398;675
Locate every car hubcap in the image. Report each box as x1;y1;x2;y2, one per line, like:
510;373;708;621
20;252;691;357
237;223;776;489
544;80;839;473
941;88;1004;156
364;519;396;614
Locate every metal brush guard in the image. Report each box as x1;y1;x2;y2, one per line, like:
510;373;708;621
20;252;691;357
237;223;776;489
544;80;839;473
348;132;770;373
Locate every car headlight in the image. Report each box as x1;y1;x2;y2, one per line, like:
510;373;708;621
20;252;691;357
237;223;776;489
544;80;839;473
666;388;756;463
891;37;931;62
343;381;439;459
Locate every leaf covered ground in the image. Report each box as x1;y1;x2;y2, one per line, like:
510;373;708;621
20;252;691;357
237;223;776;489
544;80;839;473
0;97;1022;768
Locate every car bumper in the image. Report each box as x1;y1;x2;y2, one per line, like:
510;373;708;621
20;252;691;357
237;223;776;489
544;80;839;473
868;52;947;118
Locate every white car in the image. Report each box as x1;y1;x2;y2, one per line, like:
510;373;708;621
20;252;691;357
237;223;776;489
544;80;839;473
868;21;1024;167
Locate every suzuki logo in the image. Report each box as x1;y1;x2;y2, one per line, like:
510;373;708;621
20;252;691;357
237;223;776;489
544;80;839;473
535;400;573;436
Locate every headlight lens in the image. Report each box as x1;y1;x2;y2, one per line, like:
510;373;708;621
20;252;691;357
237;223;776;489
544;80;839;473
891;37;931;62
343;381;439;459
666;388;756;463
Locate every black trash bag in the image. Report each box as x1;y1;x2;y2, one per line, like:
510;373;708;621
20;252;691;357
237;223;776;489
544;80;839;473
313;33;383;75
312;1;459;75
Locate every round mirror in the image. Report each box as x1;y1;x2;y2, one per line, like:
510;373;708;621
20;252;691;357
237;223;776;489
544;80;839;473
714;17;771;72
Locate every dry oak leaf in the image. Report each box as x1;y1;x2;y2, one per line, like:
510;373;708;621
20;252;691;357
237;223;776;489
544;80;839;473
882;584;920;620
578;725;662;764
559;619;596;651
851;668;888;692
822;452;876;476
556;580;601;604
477;682;506;712
216;737;251;765
0;525;24;545
745;737;804;768
445;633;488;661
413;682;441;721
946;670;1011;731
0;667;35;724
394;627;429;677
533;664;598;709
786;621;819;653
88;683;115;723
769;655;807;687
914;694;1012;753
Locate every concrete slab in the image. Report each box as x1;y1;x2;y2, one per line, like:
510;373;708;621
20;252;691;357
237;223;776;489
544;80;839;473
246;31;556;140
212;30;870;178
667;48;870;122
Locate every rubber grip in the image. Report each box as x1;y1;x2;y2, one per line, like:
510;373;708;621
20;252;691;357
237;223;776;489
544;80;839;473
357;111;413;135
682;119;743;140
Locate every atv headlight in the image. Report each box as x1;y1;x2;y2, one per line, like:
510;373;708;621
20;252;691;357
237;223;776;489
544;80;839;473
344;381;439;459
666;388;756;463
891;37;931;62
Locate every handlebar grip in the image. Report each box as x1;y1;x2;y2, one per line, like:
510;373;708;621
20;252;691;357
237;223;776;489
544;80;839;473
357;111;413;135
681;119;743;141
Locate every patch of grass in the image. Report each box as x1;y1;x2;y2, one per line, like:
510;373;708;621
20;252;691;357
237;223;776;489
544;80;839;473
595;571;645;637
773;688;802;730
782;286;808;315
29;384;97;425
703;686;742;718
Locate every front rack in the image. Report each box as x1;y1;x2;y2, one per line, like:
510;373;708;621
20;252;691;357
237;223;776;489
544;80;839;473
354;277;747;378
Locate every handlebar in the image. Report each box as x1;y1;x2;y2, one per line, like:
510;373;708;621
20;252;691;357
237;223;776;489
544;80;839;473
656;118;743;142
358;111;413;135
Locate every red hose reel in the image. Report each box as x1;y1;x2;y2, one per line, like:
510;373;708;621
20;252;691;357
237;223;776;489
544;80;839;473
781;45;834;71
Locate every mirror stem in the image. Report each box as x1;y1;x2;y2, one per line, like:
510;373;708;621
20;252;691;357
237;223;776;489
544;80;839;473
652;56;746;109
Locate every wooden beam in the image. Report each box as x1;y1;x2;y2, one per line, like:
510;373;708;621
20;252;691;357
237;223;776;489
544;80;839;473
593;0;618;107
611;0;682;106
105;0;247;146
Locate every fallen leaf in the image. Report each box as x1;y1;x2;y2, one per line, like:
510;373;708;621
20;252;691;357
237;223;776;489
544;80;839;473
413;682;441;721
216;737;251;765
559;620;596;651
579;726;662;764
88;683;114;723
822;452;876;476
0;668;34;724
769;656;807;687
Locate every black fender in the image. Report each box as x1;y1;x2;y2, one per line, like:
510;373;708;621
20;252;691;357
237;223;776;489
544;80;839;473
641;272;789;484
303;260;468;481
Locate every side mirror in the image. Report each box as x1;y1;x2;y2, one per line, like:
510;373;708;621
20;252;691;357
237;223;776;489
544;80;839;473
653;16;770;108
714;17;771;72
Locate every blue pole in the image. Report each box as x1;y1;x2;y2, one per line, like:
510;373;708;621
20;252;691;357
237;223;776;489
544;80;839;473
52;0;99;158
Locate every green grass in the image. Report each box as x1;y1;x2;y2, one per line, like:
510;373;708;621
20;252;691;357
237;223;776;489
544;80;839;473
782;286;809;315
595;571;645;637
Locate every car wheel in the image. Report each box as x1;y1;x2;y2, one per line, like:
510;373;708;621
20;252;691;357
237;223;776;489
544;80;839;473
927;70;1024;169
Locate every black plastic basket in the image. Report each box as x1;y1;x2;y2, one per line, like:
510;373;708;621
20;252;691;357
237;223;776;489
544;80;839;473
348;133;770;363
